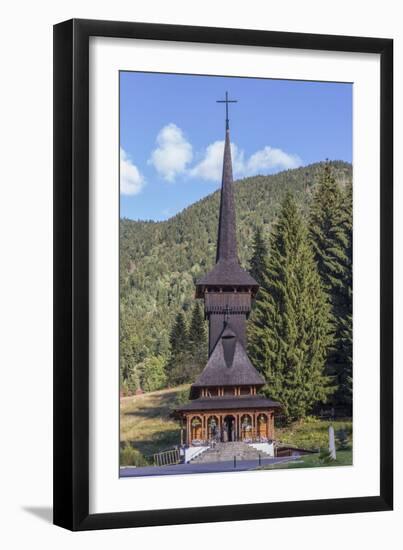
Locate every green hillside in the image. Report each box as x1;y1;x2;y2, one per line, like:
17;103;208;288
120;161;352;392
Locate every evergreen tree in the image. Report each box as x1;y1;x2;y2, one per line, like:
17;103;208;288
188;301;207;368
120;307;141;394
139;355;167;392
166;303;208;385
249;226;269;287
169;311;187;356
338;183;353;408
309;163;352;411
166;311;188;385
248;193;334;421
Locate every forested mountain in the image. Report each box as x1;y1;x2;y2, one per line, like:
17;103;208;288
120;161;352;394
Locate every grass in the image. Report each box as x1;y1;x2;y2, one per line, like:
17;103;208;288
276;416;353;451
120;384;190;459
259;449;353;470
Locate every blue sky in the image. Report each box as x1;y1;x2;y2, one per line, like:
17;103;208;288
120;72;352;221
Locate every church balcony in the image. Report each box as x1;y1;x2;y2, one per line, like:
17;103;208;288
204;292;251;314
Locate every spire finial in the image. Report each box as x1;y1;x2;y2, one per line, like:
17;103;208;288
216;91;238;130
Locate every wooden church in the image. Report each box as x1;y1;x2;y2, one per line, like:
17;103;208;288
175;94;281;447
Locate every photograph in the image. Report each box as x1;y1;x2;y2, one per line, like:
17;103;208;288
0;0;396;542
119;71;353;477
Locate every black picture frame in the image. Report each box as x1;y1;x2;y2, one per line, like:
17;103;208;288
53;18;393;531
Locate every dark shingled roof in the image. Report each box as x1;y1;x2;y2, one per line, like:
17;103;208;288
196;259;258;290
195;127;258;296
190;324;265;396
174;395;281;413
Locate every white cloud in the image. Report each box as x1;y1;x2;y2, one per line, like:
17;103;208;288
148;123;193;181
189;141;301;183
189;140;245;182
246;146;302;174
147;123;302;184
120;148;145;195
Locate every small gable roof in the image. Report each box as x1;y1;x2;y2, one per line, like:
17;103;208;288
190;324;265;397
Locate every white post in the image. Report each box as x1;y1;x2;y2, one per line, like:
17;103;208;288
329;425;336;460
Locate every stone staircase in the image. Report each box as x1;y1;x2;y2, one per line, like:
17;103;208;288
191;441;271;463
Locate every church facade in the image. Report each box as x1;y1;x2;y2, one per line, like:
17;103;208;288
175;96;281;447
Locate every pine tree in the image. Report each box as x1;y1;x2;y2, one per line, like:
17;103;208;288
248;193;334;421
309;163;352;411
338;182;353;409
166;311;188;385
249;226;269;287
170;311;187;354
188;301;207;368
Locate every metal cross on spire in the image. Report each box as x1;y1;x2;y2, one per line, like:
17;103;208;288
217;91;238;130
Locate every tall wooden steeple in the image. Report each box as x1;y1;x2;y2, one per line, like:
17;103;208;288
195;94;258;356
175;94;281;445
216;122;238;263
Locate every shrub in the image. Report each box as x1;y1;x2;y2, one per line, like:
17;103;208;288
276;418;352;450
303;416;322;425
319;448;335;464
336;428;351;450
172;387;190;409
120;442;149;466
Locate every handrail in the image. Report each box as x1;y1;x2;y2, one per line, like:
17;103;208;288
152;448;180;467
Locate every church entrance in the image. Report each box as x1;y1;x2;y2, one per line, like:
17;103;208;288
190;416;203;443
223;415;236;442
257;413;268;440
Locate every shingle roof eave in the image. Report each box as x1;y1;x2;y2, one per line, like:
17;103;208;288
196;259;258;288
174;395;282;412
